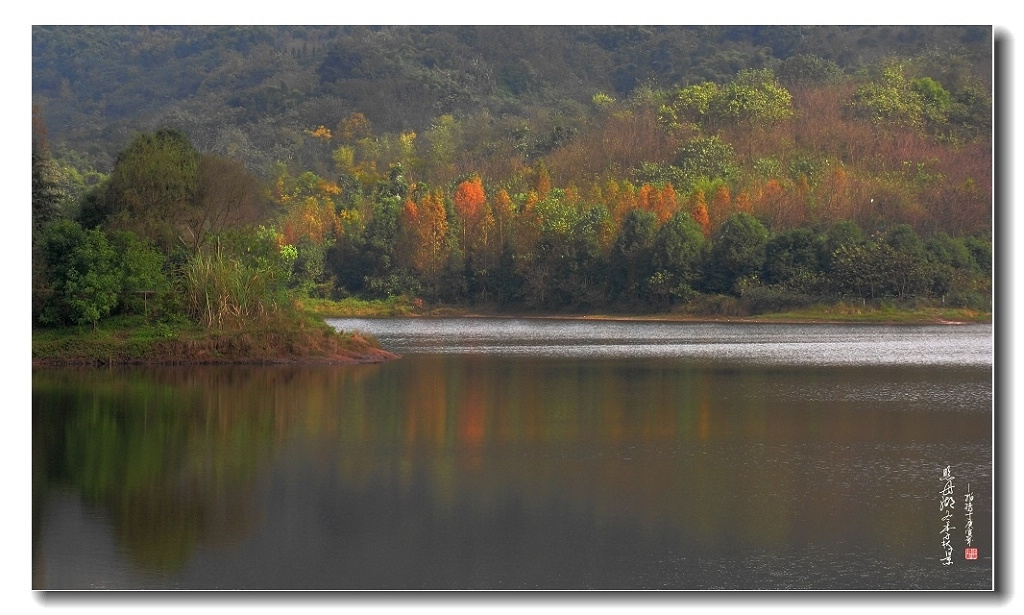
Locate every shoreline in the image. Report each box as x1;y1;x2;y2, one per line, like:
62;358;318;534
32;305;990;368
323;309;991;327
31;317;401;368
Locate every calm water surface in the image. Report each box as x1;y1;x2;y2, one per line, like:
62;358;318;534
33;319;993;590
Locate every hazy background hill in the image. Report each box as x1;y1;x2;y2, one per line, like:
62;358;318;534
33;25;992;177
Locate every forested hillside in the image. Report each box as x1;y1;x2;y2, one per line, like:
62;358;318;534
32;25;993;330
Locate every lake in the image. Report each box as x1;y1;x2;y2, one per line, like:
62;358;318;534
32;319;994;590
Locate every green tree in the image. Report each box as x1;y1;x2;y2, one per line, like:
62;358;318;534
717;68;794;126
37;220;121;329
910;76;953;128
649;210;705;305
610;209;658;304
882;224;928;299
566;206;612;308
675;136;738;185
704;212;769;295
96;128;201;252
777;54;843;87
947;83;992;141
671;69;793;137
670;81;721;131
828;226;931;301
820;219;865;274
762;227;825;292
963;235;992;276
108;231;169;317
850;64;956;133
361;196;421;299
32;106;68;230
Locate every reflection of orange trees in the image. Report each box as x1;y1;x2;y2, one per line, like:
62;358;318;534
341;362;988;556
458;385;487;447
401;357;450;449
696;376;712;443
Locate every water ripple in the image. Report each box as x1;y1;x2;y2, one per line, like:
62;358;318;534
328;318;993;367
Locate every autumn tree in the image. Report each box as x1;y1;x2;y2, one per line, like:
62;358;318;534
415;190;451;282
534;161;552;198
454;175;486;222
652;183;678;224
710;184;732;229
396;196;421;272
491;188;515;252
185;155;267;252
690;190;711;238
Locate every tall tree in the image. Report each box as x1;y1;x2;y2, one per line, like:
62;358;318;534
610;208;657;304
94;128;201;252
453;175;486;253
186;155;267;251
649;210;705;305
704;212;769;294
32;106;67;229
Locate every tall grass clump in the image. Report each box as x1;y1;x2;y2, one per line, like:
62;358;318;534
179;249;291;329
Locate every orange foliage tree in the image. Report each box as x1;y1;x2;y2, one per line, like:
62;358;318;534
534;161;552;198
653;183;678;224
491;188;515;251
454;175;487;253
710;184;732;230
691;190;711;238
414;190;451;280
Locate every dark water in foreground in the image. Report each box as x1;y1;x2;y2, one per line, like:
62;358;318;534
33;320;993;590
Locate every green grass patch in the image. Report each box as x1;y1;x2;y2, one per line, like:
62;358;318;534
299;296;420;318
753;302;991;324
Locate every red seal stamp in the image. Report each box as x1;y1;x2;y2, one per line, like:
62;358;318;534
965;547;978;560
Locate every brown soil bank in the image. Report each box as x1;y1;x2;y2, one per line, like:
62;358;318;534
32;324;399;367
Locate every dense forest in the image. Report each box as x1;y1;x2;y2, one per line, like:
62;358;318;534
32;25;993;331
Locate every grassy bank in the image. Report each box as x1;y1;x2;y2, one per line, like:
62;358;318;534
300;296;421;318
301;296;991;325
749;302;990;324
32;314;398;367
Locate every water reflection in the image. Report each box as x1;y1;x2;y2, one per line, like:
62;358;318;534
34;322;993;589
